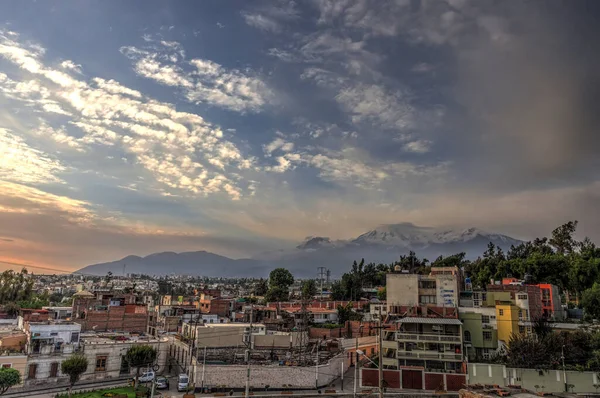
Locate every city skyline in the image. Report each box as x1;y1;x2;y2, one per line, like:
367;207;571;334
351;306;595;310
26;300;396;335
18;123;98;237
1;0;599;270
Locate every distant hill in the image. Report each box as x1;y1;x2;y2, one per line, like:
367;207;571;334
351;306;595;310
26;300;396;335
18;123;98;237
75;223;524;277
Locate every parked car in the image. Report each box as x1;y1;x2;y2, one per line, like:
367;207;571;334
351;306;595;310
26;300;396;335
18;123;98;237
155;376;169;390
139;371;155;383
177;374;189;392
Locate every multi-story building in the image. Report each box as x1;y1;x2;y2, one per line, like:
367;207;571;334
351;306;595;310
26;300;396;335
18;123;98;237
387;267;461;313
72;290;148;332
537;283;563;319
382;316;464;373
459;307;498;361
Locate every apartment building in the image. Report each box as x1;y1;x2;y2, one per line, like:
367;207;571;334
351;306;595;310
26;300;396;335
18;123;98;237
386;267;461;313
382;316;464;373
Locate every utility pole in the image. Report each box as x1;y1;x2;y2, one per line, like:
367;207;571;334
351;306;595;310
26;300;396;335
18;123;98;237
315;341;319;389
562;345;567;392
245;304;253;397
341;361;344;390
378;307;384;398
201;346;207;391
353;337;358;398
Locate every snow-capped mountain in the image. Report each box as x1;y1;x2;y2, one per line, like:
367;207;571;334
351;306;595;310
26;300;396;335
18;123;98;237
352;223;522;247
77;223;524;277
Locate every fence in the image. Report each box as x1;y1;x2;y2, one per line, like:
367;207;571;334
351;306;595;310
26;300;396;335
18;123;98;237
468;363;600;393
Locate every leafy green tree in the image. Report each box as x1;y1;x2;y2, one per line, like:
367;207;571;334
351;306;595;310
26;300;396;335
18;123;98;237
549;221;578;255
265;268;294;302
569;258;599;295
125;345;157;388
61;354;88;398
330;281;346;300
253;278;268;296
337;302;363;324
582;283;600;320
0;368;20;395
301;279;317;300
2;303;19;318
377;287;386;301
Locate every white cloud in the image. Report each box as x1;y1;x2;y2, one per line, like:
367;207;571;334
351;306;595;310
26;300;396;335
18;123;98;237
92;78;142;98
0;128;66;184
403;140;432;154
0;31;258;200
411;62;435;73
267;48;296;62
242;13;282;33
335;84;414;130
263;137;294;155
242;1;299;33
120;43;272;113
60;60;82;74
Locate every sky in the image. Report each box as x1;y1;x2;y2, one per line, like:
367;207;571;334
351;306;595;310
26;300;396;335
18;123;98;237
1;0;600;271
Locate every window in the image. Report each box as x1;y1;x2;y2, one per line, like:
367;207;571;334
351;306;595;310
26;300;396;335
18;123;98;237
50;332;58;336
28;364;37;379
498;309;504;316
483;331;492;341
419;295;436;304
519;325;525;334
517;294;528;300
481;315;490;324
525;310;529;320
464;330;471;342
1;364;11;369
71;332;79;343
50;362;59;378
518;310;523;319
419;280;436;289
95;355;107;372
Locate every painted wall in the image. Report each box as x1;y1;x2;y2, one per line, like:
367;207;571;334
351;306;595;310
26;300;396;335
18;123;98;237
468;363;600;393
495;304;519;343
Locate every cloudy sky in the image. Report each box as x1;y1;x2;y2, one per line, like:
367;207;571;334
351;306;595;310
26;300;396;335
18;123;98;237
1;0;599;271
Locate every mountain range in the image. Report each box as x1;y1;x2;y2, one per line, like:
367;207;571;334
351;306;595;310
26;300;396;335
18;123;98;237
75;223;523;278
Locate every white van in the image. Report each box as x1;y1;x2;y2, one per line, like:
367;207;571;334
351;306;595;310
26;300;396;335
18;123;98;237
139;370;155;383
177;373;189;392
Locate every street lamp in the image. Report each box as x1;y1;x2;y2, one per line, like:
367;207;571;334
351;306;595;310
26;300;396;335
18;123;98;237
356;350;378;368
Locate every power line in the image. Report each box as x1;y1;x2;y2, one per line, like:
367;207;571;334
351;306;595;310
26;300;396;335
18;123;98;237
0;260;74;274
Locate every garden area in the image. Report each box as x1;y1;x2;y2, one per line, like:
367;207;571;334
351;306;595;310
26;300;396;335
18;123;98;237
55;386;154;398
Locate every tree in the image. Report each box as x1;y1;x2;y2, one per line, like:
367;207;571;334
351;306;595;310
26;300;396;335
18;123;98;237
265;268;294;302
0;368;20;395
125;345;157;388
301;280;317;300
2;303;19;318
61;354;88;398
549;221;578;255
253;278;268;296
377;287;386;301
337;302;363;324
582;283;600;320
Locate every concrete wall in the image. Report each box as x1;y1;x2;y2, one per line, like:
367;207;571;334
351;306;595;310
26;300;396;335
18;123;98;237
192;353;350;389
0;354;26;385
468;363;600;393
386;274;419;310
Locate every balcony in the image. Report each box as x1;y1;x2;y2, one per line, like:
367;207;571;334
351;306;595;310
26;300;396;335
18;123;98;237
396;350;463;361
382;340;397;350
382;357;398;367
396;333;462;344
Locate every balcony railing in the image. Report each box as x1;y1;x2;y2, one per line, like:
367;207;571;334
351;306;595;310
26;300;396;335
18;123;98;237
396;333;461;343
396;350;463;361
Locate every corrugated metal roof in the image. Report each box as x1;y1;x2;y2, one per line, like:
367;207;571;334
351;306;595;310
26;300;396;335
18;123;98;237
395;317;462;325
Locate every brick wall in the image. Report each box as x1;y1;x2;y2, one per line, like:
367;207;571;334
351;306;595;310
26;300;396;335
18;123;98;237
309;327;343;339
76;306;148;332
